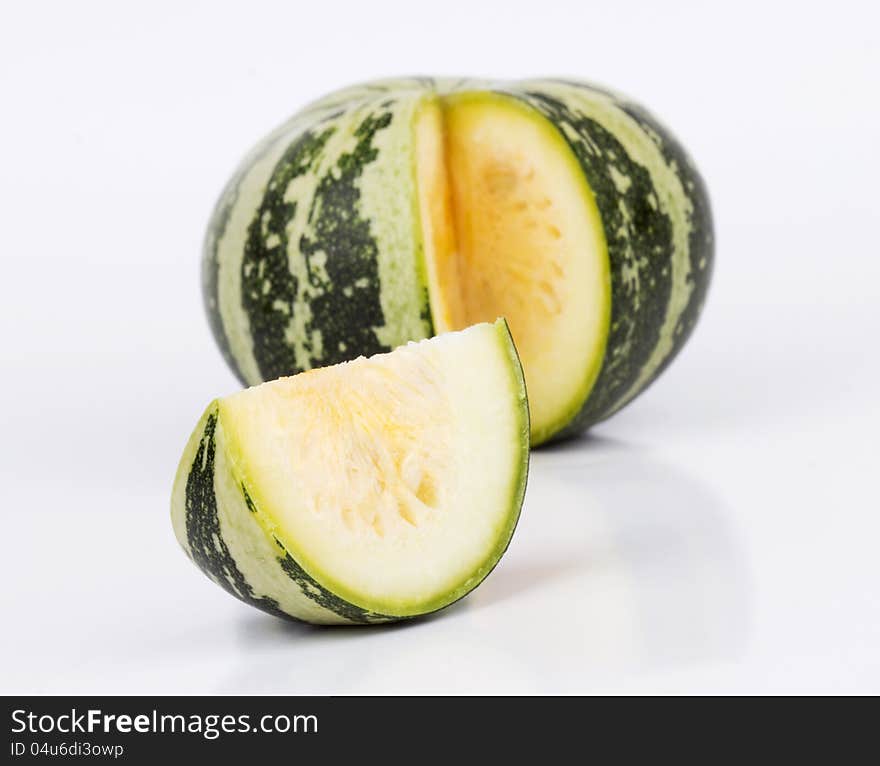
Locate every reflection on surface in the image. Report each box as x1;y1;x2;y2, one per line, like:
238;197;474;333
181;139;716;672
219;436;750;694
476;435;751;678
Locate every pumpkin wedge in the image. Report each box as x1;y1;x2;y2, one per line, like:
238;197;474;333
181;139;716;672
171;320;528;624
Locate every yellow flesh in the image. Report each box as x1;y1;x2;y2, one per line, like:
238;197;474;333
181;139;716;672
220;322;524;613
416;92;609;443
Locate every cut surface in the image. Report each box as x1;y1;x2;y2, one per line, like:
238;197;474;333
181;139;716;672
416;91;610;444
219;319;528;616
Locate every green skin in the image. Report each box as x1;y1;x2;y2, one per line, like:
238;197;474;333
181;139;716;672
172;320;530;625
203;78;713;444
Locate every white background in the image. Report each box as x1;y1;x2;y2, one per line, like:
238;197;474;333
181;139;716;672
1;0;878;694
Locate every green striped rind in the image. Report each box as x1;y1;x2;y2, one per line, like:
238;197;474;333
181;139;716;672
170;403;393;625
203;79;437;386
603;86;714;403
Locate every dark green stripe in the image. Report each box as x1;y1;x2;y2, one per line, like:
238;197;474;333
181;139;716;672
184;410;289;620
611;95;715;382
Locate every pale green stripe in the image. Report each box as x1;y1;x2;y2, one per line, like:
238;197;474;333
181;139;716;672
360;93;433;348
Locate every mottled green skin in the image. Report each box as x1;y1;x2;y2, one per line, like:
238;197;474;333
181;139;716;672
609;89;715;383
204;81;434;388
203;78;713;441
184;409;388;624
241;111;397;381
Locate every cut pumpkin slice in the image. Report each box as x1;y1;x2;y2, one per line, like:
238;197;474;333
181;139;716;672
171;319;529;624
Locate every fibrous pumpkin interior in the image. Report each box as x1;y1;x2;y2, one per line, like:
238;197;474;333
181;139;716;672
416;91;609;445
220;320;527;616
